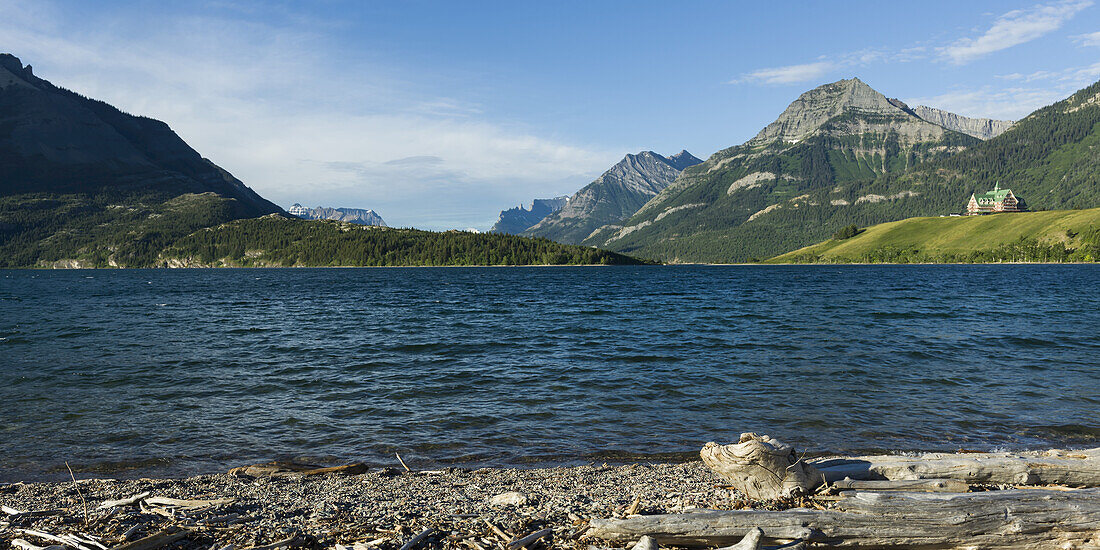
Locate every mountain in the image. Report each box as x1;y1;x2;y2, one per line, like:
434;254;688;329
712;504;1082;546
584;78;994;262
907;104;1013;140
523;150;702;244
289;204;387;226
769;208;1100;264
489;196;568;234
0;53;282;267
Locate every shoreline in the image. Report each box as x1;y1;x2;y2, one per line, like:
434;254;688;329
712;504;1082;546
7;261;1100;270
4;445;1100;549
0;461;728;550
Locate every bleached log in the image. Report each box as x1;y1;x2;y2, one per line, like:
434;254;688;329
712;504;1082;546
812;447;1100;486
142;497;235;509
16;530;94;550
11;540;66;550
701;433;823;500
630;535;658;550
587;488;1100;549
716;528;762;550
830;478;968;492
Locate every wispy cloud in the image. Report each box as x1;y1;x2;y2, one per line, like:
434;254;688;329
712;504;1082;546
1074;30;1100;46
941;0;1093;64
997;61;1100;85
0;0;616;230
734;61;836;85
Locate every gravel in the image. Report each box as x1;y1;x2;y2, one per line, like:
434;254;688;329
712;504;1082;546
0;461;744;550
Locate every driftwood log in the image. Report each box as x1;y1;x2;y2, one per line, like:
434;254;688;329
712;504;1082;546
811;447;1100;486
227;461;369;477
701;433;822;500
829;478;968;492
588;488;1100;549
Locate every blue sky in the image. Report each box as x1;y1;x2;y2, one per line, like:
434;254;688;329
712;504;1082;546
3;0;1099;230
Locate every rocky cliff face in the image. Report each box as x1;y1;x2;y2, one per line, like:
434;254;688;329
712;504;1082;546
908;105;1014;140
489;196;568;234
523;150;702;244
289;204;387;226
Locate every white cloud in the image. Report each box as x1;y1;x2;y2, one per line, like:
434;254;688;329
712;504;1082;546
942;0;1093;64
0;1;616;230
734;61;836;85
1074;30;1100;46
996;61;1100;85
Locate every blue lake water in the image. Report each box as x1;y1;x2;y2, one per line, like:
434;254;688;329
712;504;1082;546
2;265;1098;481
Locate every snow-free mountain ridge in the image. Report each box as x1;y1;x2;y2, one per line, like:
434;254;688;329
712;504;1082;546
523;150;701;244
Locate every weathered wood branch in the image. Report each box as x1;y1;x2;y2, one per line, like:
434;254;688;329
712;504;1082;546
228;461;367;478
829;479;968;492
142;497;235;509
588;488;1100;549
811;447;1100;486
701;433;822;500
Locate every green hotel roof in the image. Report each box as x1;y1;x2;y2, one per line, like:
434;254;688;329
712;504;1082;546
973;184;1013;202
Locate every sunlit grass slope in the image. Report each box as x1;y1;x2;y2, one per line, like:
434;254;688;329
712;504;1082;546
769;208;1100;263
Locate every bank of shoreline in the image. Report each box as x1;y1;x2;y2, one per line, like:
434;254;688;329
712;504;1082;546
0;461;730;550
5;444;1100;550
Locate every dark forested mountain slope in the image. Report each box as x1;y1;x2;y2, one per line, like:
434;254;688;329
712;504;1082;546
0;53;282;267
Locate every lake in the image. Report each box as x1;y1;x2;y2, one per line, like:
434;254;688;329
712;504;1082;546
2;265;1098;481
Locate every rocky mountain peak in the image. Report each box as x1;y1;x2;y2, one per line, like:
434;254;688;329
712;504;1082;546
667;150;704;171
0;54;36;88
751;77;907;144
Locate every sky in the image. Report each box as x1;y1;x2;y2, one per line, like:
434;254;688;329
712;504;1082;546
2;0;1099;230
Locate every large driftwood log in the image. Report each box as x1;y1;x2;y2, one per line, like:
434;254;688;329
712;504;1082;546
811;447;1100;486
701;433;823;500
587;488;1100;549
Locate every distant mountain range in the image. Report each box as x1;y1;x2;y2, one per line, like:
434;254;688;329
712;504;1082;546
5;47;1100;266
288;204;386;226
578;77;1100;263
522;150;702;244
490;196;568;234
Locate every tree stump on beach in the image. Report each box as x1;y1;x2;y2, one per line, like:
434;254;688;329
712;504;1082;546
701;433;823;501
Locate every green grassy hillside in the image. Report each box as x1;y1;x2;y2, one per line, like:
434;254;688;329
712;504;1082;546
770;209;1100;263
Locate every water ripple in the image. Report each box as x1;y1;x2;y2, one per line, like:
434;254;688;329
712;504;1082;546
1;265;1098;481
